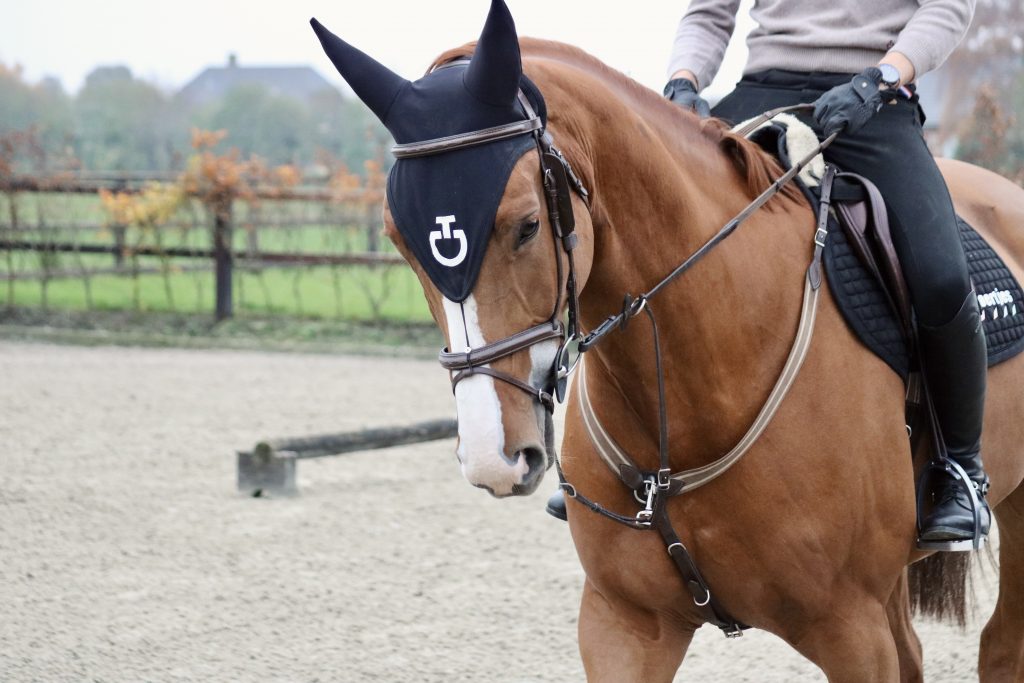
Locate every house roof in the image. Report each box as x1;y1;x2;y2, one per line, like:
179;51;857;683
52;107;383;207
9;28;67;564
178;56;338;107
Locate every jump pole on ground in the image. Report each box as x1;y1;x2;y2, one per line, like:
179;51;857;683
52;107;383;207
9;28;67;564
237;418;458;496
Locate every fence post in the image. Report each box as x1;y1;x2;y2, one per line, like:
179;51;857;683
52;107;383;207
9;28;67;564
112;178;127;268
365;203;379;253
3;188;18;309
213;205;233;321
113;224;126;267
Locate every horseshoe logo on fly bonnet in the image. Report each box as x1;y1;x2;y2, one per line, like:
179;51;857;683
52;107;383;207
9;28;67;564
310;1;548;303
430;216;468;268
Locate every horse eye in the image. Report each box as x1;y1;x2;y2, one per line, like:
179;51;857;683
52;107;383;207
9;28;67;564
518;219;541;246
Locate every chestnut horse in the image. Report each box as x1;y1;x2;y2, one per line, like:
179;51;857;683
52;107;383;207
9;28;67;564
312;3;1024;680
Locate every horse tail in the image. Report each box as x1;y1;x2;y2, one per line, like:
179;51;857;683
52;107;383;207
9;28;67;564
907;548;992;626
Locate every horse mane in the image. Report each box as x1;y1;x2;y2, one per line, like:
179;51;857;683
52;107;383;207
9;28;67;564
428;40;802;207
698;118;804;206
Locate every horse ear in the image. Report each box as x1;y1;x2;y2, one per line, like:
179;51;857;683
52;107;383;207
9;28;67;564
464;0;522;107
310;17;409;124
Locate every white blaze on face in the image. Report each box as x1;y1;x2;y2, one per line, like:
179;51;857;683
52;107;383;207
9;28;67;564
443;296;529;496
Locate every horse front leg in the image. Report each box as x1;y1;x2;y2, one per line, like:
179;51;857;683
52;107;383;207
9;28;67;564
578;578;695;683
789;599;901;683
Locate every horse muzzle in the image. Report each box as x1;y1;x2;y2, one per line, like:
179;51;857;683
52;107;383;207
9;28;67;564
456;401;555;498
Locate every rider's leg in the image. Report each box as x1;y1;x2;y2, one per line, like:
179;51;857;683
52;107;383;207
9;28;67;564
915;291;990;541
815;94;990;544
546;488;567;520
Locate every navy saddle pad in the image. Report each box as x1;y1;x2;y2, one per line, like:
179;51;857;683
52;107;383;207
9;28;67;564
824;217;1024;379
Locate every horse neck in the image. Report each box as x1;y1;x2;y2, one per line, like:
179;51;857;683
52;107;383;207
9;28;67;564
562;80;814;467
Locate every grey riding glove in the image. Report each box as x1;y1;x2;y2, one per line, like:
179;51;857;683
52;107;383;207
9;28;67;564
663;78;711;119
813;67;895;137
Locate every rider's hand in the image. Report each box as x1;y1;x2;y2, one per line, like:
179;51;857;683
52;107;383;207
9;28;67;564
813;67;894;137
663;78;711;119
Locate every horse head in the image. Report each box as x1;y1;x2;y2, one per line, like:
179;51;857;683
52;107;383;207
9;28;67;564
311;0;594;497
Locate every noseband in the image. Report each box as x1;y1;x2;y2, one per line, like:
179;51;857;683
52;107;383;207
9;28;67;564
393;61;589;413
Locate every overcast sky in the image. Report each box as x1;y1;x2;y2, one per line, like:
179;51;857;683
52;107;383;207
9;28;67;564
2;0;755;99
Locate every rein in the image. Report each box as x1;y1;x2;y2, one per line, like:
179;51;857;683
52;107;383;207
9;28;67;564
579;107;837;351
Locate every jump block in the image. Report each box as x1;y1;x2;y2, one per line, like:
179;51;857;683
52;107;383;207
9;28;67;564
237;446;297;497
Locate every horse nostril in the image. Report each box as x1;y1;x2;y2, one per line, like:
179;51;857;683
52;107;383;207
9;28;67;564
518;446;546;479
507;446;548;496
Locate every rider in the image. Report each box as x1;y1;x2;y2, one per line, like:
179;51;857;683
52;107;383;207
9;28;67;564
659;0;988;547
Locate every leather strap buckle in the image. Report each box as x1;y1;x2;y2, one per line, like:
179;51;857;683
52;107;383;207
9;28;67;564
814;227;828;247
723;624;745;639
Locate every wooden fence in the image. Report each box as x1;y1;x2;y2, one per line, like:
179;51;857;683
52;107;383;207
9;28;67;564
1;172;418;321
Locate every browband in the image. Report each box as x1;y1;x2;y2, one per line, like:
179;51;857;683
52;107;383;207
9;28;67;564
391;57;545;160
392;118;543;159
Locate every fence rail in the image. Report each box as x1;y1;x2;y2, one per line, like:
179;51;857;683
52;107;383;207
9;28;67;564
1;173;424;322
6;175;341;202
4;219;350;232
0;240;404;266
0;263;214;282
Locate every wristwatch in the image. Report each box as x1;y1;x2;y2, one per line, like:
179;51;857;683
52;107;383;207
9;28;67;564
878;63;901;89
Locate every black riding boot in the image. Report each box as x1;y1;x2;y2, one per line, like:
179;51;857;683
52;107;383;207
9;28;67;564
545;489;567;521
918;291;991;544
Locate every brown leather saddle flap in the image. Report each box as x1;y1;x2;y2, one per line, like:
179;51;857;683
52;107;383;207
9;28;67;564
832;172;914;343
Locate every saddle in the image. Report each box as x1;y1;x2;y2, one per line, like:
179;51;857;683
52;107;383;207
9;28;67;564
740;115;1024;387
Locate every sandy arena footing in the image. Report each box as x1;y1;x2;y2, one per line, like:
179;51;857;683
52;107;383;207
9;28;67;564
0;341;995;681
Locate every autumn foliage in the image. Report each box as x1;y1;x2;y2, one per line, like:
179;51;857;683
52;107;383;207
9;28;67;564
90;128;315;234
99;182;184;229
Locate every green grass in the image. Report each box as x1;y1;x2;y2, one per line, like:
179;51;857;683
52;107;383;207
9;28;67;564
4;263;431;321
3;193;390;254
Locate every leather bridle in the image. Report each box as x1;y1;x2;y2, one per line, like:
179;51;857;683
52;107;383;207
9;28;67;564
392;60;590;413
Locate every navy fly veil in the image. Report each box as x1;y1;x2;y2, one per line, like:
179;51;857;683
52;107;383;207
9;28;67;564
311;2;547;302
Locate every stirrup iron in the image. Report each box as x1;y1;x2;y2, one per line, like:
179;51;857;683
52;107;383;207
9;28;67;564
915;456;988;552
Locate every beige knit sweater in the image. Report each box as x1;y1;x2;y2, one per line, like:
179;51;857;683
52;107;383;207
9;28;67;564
668;0;976;89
